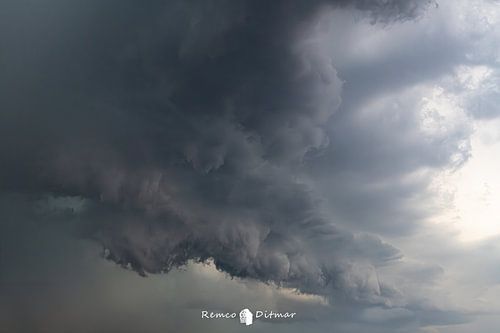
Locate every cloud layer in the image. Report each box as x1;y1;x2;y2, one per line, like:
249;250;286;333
3;0;500;332
0;0;433;295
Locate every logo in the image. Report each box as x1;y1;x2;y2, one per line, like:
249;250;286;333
201;308;296;325
239;308;253;326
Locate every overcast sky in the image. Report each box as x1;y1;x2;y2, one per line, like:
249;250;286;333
2;0;500;332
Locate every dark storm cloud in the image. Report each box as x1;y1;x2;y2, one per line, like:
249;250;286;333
0;0;442;328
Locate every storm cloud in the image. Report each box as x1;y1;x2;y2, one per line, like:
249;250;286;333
0;0;434;292
4;0;500;332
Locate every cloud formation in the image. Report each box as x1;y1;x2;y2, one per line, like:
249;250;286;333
0;0;434;295
6;0;500;332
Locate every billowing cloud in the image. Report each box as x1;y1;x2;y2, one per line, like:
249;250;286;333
4;0;500;332
0;0;434;295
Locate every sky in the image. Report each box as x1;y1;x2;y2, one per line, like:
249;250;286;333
1;0;500;332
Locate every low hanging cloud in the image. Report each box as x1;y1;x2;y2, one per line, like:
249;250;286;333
0;0;443;320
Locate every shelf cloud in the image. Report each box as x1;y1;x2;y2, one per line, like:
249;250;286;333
3;1;500;332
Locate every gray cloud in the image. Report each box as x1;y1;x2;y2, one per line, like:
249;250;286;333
0;0;433;286
4;0;493;332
